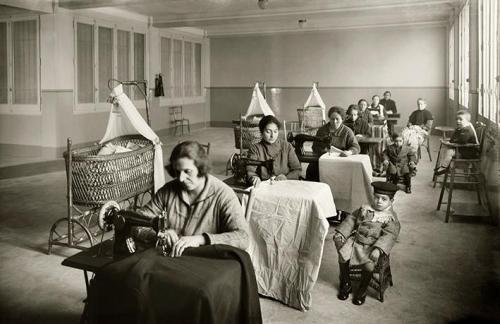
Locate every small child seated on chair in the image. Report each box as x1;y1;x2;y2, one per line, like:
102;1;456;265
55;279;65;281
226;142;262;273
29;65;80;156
382;132;417;194
333;182;401;306
434;110;478;175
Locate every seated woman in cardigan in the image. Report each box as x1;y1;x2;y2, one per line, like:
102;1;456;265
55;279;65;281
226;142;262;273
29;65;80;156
334;181;401;306
401;98;434;152
117;141;250;257
306;106;360;182
246;115;302;187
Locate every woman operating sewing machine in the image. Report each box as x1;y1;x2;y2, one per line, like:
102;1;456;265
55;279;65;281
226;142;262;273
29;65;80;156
246;115;302;187
127;141;249;257
306;106;360;181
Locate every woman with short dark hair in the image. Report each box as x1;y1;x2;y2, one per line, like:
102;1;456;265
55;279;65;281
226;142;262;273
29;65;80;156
135;141;249;257
357;99;373;123
246;115;302;186
345;104;371;136
306;106;360;181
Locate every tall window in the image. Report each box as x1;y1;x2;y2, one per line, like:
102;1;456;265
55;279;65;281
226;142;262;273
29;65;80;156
75;18;147;111
0;17;39;113
478;0;499;124
458;1;470;107
448;24;455;100
159;33;203;103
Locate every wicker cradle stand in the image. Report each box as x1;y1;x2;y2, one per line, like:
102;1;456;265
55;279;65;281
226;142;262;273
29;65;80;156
48;135;155;254
65;135;154;207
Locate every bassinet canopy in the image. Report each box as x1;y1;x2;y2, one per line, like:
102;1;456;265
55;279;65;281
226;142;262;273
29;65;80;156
242;82;275;119
303;82;326;120
101;84;166;193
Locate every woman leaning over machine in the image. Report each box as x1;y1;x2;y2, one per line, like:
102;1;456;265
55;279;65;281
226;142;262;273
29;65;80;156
306;106;360;181
246;115;302;187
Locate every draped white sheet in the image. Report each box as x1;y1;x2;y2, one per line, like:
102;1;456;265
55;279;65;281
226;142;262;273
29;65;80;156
100;84;165;193
303;83;326;120
242;82;275;118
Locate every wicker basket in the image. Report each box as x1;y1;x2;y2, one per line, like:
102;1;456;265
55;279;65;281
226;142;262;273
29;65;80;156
233;124;262;149
297;107;324;129
64;135;154;207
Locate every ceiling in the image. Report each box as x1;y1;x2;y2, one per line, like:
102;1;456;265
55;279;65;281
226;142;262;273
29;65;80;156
10;0;465;35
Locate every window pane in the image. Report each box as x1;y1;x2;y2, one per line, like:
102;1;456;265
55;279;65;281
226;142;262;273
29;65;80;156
98;26;113;102
133;32;145;99
161;37;172;98
13;20;37;104
194;43;201;96
117;30;130;97
173;39;182;97
0;22;7;104
184;41;192;97
77;22;94;104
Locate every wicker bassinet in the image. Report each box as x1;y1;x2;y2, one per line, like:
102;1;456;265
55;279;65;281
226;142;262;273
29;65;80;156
64;135;154;207
233;119;262;150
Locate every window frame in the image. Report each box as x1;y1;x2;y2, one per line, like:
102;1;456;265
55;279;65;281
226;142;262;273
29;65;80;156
74;16;147;114
0;15;41;115
448;24;455;100
158;30;205;107
478;0;499;124
458;0;470;108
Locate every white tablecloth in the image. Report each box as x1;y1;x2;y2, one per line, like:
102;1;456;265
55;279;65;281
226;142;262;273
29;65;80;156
245;180;336;311
319;153;373;213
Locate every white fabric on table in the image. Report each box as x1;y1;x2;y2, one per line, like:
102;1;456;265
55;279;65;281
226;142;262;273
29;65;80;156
100;84;166;193
319;153;373;213
303;82;326;120
245;180;336;311
242;82;275;118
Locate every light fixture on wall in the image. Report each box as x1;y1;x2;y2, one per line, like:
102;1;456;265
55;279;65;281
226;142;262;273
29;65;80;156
298;19;307;28
257;0;269;9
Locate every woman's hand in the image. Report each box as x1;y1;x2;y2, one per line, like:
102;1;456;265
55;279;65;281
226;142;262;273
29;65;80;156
170;235;206;257
157;229;179;249
250;176;261;187
275;174;287;181
333;233;346;250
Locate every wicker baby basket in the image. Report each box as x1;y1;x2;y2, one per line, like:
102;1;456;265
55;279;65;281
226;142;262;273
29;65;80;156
297;107;324;129
233;119;262;150
64;135;154;206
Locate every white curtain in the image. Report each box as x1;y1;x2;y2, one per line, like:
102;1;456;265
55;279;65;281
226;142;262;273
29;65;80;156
184;41;192;97
101;84;166;192
173;39;182;97
98;26;113;103
13;20;37;104
0;22;7;104
161;37;172;98
133;32;145;99
117;30;130;97
77;22;94;104
194;43;202;96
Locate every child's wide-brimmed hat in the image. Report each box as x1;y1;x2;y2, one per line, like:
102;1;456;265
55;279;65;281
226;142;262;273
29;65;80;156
372;181;399;197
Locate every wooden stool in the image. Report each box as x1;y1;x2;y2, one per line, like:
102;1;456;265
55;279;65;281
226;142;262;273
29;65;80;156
349;253;393;302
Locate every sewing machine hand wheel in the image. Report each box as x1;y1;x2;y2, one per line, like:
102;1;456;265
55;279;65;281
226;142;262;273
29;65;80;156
98;201;121;231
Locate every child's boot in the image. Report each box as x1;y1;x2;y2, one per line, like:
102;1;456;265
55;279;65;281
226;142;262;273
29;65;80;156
352;270;373;305
337;261;352;300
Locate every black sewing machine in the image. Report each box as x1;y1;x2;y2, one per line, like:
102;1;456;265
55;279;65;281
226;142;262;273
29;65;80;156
288;133;331;163
98;201;169;258
227;153;274;185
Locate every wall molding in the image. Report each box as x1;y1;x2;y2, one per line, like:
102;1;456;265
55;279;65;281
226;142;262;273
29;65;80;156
208;86;448;90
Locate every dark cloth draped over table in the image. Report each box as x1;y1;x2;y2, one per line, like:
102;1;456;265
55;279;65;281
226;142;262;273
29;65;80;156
88;245;262;324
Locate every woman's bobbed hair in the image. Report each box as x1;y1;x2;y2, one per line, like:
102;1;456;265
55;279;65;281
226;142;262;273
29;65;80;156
165;141;210;178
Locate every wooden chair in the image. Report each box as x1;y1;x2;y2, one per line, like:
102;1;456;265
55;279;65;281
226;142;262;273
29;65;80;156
169;106;190;136
417;126;432;162
436;122;494;223
349;253;393;302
